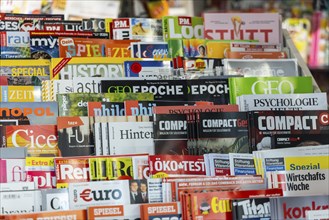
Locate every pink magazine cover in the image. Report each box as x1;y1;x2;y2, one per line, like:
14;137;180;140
203;13;281;44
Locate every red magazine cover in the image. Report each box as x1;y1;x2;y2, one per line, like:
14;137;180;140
107;40;139;58
58;37;111;57
140;202;181;219
149;155;206;178
5;125;59;157
153;104;238;114
185;188;283;220
54;157;90;188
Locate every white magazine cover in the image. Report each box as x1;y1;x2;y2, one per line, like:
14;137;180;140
256;145;329;177
270;195;329;220
306;209;329;220
238;93;328;111
270;169;329;196
223;58;299;77
229;153;256;175
131;155;150;179
230;42;282;52
207;153;230;176
68;180;130;210
108;121;154;155
0;190;42;214
203;13;281;44
0;182;35;191
41;188;69;211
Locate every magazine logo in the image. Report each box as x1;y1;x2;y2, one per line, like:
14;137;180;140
233;199;270;216
58;164;89;180
283;201;329;219
178;17;192;26
189;84;229;95
153;160;205;173
6;32;30;47
113;19;130;28
167;18;203;39
258;116;318;131
0;20;20;31
251;80;294;94
31;37;57;49
0;107;55;117
319;112;329;125
11;128;57;149
60;38;74;46
78;188;122;202
60;64;123;79
159;120;186;131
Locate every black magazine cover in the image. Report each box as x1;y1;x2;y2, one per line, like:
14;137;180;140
197;112;250;154
249;110;329;151
232;197;271;220
101;79;230;104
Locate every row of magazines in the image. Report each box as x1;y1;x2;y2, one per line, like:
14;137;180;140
0;147;329;219
0;12;328;220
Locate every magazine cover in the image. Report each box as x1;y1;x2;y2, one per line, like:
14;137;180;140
138;42;169;59
68;180;130;210
225;51;288;59
232;197;271;220
82;18;106;32
149;155;206;178
0;210;87;220
25;157;56;189
162;16;204;41
51;57;126;79
40;20;84;32
229;76;314;104
54;157;90;188
58;37;111;58
203;13;281;44
270;195;329;220
140;202;181;220
249;110;329;151
0;85;42;102
57;116;95;157
87;204;141;220
0;102;58;125
0;158;26;183
197;112;249;154
229;153;256;175
124;60;172;79
112;18;163;41
0;59;50;85
108;121;154;155
187;188;282;220
223;59;299;77
0;31;30;59
0;190;42;214
230;42;282;52
101;78;230;104
30;31;109;59
57;93;111;116
5;124;59;157
41;188;69;211
238;93;328;111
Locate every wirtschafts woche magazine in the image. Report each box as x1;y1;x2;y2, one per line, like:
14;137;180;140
0;12;328;220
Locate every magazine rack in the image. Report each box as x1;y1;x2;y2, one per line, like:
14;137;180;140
283;29;321;93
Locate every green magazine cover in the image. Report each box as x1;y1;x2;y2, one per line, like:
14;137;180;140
229;76;313;104
162;16;204;41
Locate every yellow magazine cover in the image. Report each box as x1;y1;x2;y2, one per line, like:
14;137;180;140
0;59;51;86
0;85;42;102
89;157;108;181
105;18;113;33
51;57;134;79
284;156;329;171
26;157;55;169
107;157;133;180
